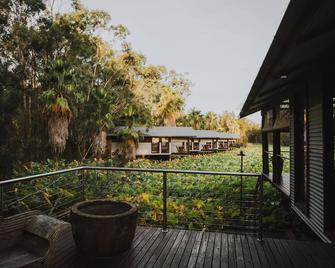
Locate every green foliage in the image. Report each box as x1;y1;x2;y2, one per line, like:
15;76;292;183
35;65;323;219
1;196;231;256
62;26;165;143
179;110;261;146
7;145;286;231
0;0;191;175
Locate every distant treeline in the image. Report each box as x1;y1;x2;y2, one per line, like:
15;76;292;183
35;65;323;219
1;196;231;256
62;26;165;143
0;0;260;177
177;109;261;146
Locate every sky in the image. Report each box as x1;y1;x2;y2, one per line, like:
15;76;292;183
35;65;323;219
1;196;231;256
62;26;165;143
55;0;289;123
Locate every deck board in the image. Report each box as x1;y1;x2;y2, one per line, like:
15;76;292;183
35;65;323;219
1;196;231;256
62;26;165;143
74;226;335;268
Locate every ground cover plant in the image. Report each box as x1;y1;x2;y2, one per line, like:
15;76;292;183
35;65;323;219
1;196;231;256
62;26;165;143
4;144;289;232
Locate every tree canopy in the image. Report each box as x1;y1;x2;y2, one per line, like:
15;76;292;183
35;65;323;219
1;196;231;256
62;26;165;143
0;0;191;174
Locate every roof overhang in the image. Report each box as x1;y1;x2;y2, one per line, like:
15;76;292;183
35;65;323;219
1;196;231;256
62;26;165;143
240;0;335;117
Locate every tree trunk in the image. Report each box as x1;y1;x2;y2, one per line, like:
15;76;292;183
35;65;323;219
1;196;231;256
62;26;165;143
123;139;137;160
164;114;176;127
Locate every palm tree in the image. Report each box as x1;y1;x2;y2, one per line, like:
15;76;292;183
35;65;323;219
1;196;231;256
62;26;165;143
186;108;204;130
204;112;218;130
155;87;184;127
42;60;74;157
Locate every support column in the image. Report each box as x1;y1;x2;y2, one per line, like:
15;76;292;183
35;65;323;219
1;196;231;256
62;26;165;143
262;132;269;174
273;130;281;183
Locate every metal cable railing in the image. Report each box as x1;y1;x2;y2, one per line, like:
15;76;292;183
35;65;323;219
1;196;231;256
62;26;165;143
0;166;264;240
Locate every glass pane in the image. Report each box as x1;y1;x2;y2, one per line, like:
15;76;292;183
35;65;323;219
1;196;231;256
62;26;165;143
274;100;290;129
193;142;200;150
263;110;274;130
280;132;290;174
151;138;160;153
161;141;169;153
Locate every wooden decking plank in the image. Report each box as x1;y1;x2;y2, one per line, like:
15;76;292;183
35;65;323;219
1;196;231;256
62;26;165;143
221;233;229;268
118;227;161;268
246;236;261;268
170;230;193;267
116;227;155;268
186;231;204;268
265;238;287;268
227;234;237;268
72;226;335;268
279;239;309;268
161;229;186;268
151;229;180;268
195;231;209;268
272;238;294;268
274;239;297;268
203;232;215;268
240;235;253;268
295;241;319;268
211;232;221;268
261;239;278;267
253;239;270;267
178;231;197;268
303;241;335;268
291;240;314;268
135;229;174;268
319;242;335;264
235;234;245;268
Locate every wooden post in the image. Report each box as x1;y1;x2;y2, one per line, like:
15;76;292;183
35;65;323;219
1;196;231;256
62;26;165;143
262;132;269;174
258;175;264;242
273;130;281;183
162;172;168;232
238;151;245;215
80;169;85;201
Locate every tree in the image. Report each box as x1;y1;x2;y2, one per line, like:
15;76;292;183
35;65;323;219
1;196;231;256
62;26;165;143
183;108;204;130
204;112;219;130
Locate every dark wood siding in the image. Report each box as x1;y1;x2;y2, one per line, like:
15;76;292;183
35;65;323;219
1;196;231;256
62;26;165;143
307;93;324;234
290;78;328;241
290;98;295;204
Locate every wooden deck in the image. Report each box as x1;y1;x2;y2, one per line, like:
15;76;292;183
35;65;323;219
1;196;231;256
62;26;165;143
75;226;335;268
265;173;290;196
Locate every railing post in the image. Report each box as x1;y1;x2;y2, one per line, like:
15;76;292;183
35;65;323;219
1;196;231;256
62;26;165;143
258;174;264;242
238;151;245;216
162;172;168;232
80;169;85;201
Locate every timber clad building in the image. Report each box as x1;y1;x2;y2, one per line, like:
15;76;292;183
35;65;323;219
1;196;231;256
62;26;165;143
240;1;335;242
107;127;239;158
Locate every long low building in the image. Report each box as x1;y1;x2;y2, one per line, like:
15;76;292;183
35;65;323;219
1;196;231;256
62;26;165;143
107;127;239;158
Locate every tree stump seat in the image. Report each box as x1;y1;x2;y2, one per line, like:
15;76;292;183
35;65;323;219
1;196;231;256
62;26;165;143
0;211;76;268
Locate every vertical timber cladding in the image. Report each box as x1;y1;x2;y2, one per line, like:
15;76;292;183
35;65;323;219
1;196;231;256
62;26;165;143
307;77;324;233
291;75;325;236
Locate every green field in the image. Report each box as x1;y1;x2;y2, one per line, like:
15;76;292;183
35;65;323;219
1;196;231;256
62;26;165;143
6;144;286;232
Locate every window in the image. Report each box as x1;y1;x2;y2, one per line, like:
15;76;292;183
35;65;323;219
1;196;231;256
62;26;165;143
263;109;274;131
151;138;160;153
193;142;200;150
161;138;169;153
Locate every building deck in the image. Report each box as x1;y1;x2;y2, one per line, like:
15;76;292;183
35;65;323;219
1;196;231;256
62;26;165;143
75;226;335;268
265;173;290;196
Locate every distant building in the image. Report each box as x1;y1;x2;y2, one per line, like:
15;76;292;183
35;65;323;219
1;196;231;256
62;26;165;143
107;126;239;158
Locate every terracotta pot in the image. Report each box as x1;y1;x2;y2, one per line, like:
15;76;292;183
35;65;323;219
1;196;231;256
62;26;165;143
71;199;137;257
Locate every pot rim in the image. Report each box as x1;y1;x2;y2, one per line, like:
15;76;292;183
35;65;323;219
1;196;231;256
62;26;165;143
71;199;138;219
